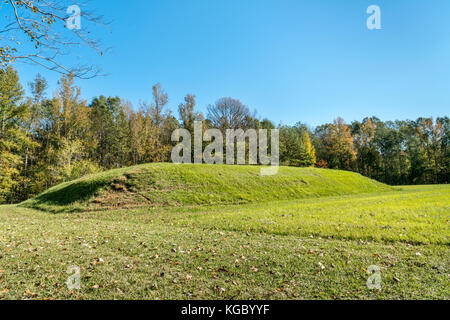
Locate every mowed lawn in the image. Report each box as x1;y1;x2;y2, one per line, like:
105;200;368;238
0;185;449;300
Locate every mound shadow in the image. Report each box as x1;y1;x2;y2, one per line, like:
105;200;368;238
30;179;109;207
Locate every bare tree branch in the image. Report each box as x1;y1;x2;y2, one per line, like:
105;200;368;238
0;0;110;78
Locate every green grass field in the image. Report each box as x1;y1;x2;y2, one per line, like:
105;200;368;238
0;164;448;300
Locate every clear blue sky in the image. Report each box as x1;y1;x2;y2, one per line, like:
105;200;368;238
13;0;450;126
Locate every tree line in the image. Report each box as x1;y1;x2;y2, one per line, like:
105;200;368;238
0;67;449;203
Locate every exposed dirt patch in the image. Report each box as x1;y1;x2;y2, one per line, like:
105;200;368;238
111;176;128;191
111;183;127;192
88;175;156;210
90;191;143;210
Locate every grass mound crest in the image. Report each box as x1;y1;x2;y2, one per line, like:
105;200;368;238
20;163;392;213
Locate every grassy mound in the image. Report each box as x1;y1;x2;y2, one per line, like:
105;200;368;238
20;163;392;213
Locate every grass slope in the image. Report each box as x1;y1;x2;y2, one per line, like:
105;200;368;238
20;163;391;213
174;185;450;245
0;185;449;300
3;164;448;300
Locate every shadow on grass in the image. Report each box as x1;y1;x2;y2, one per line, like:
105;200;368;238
26;179;109;207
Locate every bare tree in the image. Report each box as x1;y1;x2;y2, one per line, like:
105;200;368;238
0;0;109;78
207;97;253;132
